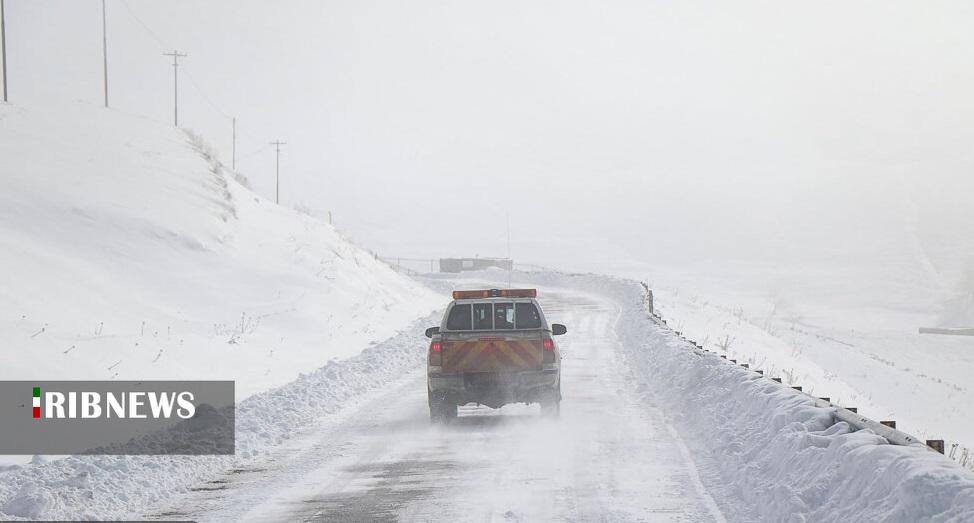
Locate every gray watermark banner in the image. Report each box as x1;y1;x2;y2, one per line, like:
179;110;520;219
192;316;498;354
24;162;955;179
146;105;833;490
0;381;234;455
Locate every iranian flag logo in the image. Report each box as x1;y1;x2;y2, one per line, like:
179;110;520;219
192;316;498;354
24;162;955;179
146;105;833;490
33;386;40;418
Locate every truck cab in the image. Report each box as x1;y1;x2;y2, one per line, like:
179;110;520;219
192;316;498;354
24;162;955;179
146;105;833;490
425;288;567;422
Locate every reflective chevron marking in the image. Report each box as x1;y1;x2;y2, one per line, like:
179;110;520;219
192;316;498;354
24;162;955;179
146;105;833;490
444;339;543;372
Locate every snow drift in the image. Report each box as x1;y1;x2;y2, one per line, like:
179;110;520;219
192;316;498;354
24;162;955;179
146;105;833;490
0;313;440;520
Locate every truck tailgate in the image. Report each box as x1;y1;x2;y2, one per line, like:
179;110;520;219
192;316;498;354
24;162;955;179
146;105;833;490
441;333;544;373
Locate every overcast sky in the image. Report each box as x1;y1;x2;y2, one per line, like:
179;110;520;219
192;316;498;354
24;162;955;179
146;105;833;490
4;1;974;284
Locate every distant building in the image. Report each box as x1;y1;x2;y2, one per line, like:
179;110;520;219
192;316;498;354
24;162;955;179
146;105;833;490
439;257;513;273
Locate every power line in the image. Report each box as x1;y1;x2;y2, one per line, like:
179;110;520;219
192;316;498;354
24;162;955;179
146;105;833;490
232;118;263;142
118;0;168;47
183;68;230;119
181;68;241;167
116;1;235;128
162;50;187;126
101;0;109;108
238;143;271;160
107;0;274;198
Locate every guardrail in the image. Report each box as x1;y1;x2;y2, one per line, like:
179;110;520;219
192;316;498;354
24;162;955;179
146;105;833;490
641;283;947;455
377;256;432;275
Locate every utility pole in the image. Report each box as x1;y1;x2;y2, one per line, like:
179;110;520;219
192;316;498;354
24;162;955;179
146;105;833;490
101;0;108;107
162;50;187;126
231;117;236;170
270;140;286;204
506;213;513;288
1;0;8;102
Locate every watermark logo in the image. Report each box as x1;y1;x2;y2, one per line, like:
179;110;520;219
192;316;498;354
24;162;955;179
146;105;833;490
2;381;234;455
32;386;40;419
31;386;197;420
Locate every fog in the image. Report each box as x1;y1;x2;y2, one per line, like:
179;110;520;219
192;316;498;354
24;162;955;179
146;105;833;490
6;0;974;305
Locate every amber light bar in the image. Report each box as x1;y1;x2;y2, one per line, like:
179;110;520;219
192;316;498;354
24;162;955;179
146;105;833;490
452;288;537;299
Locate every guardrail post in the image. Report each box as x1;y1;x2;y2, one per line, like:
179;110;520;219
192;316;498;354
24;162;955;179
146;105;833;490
926;440;945;454
880;420;897;429
640;282;654;314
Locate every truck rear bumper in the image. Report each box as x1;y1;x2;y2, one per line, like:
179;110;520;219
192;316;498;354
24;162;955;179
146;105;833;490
429;369;559;408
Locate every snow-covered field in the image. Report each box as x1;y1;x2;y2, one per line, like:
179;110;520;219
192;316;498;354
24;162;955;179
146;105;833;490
632;262;974;472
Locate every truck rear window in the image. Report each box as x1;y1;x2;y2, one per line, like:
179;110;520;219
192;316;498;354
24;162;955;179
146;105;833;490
446;304;472;330
473;303;493;330
515;303;542;329
445;302;544;330
494;303;515;329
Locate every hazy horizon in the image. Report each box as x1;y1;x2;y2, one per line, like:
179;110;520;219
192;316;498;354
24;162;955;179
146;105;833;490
5;0;973;293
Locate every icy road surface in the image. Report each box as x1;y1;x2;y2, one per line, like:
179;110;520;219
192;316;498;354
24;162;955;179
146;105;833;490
152;290;726;522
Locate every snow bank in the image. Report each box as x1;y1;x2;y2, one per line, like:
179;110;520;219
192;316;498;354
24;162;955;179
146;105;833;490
0;99;442;517
639;342;974;522
0;100;440;397
645;267;974;474
0;313;441;520
476;271;974;522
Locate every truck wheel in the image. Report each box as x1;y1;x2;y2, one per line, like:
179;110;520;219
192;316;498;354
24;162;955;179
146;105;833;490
539;388;560;418
428;391;457;423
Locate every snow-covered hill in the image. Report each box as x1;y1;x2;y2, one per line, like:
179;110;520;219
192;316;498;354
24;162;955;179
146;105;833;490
0;101;441;398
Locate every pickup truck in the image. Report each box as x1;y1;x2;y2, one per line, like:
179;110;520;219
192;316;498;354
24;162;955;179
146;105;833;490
424;288;567;422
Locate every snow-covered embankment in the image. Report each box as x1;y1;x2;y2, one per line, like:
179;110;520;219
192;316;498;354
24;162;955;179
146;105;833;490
514;271;974;522
0;100;442;519
0;100;440;396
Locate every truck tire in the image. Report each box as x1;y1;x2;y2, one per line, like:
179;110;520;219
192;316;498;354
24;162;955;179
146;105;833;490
428;391;457;423
539;386;560;418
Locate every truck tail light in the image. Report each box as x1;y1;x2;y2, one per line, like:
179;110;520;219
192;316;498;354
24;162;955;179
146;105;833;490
542;337;555;363
429;341;442;366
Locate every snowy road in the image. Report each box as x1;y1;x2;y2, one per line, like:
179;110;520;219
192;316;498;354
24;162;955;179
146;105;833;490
150;288;726;522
